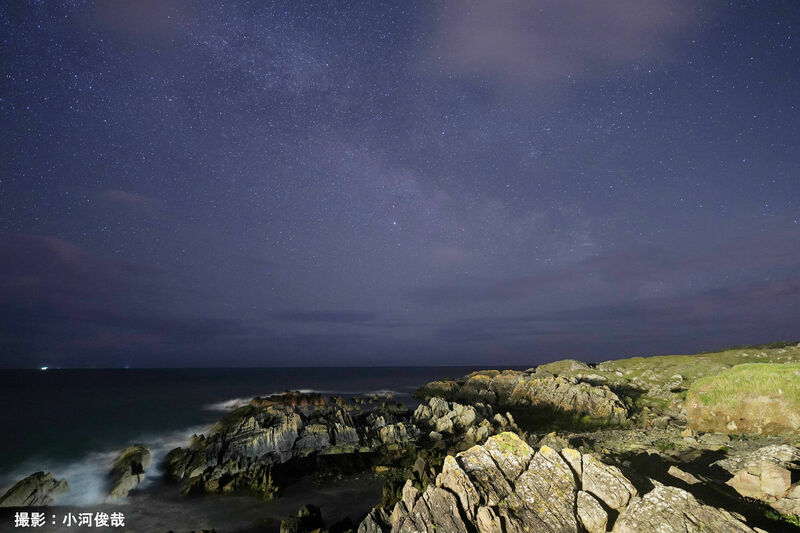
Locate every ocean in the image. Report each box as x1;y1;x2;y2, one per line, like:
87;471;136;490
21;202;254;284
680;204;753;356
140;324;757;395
0;366;495;532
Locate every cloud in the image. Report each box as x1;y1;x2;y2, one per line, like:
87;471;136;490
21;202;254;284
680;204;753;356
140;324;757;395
411;230;800;307
0;233;140;317
0;233;255;364
430;0;696;85
273;310;378;324
426;274;799;362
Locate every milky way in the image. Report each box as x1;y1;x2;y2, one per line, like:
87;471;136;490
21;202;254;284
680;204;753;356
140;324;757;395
1;1;798;367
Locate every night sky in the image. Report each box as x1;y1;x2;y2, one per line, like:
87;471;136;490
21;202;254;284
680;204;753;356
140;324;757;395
1;1;798;368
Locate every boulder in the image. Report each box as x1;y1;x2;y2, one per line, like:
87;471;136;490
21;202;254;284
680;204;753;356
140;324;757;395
357;508;390;533
280;504;325;533
715;444;800;516
108;444;152;500
581;453;637;511
0;472;69;507
577;491;607;533
612;485;755;533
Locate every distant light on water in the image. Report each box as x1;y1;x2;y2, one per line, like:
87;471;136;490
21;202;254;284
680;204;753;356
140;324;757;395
40;366;48;371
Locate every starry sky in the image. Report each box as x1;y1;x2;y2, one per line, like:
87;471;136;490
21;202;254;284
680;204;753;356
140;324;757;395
1;1;798;368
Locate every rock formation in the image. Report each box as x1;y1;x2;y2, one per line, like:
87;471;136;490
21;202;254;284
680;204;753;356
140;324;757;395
357;432;760;533
416;370;628;425
108;444;152;500
165;392;419;497
715;444;800;518
0;472;69;507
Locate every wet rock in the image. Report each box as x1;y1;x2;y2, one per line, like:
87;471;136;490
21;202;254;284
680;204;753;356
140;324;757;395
0;472;69;507
280;504;325;533
108;444;152;500
166;392;418;498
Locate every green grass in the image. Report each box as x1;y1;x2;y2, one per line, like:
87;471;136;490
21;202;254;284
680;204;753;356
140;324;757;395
765;509;800;527
688;363;800;409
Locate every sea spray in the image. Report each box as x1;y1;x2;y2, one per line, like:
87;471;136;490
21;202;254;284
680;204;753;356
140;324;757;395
0;424;209;505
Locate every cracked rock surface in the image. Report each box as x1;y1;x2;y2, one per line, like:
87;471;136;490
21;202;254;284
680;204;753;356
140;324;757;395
358;432;758;533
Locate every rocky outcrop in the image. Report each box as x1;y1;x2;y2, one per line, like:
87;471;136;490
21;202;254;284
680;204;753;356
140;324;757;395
165;392;419;498
508;375;628;425
358;432;758;533
412;397;518;450
416;370;628;425
279;504;325;533
715;444;800;518
612;485;756;533
108;444;152;500
0;472;69;507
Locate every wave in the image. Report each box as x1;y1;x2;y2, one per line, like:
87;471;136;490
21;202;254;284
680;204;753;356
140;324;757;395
0;425;209;506
203;388;411;412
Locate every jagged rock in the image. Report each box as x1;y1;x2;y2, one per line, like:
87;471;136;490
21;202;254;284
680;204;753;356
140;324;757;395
166;392;417;498
296;424;331;454
581;453;637;510
500;445;578;532
280;504;325;533
416;370;627;424
108;444;152;500
715;444;800;516
475;506;502;533
536;431;569;451
436;456;480;520
413;397;516;451
508;376;627;424
561;447;582;478
0;472;69;507
357;432;756;533
611;485;756;533
357;508;390;533
483;431;534;481
396;485;470;533
577;491;607;533
455;442;513;506
414;379;460;399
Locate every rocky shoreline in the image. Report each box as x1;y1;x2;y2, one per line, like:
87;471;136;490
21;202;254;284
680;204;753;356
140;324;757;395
2;343;799;532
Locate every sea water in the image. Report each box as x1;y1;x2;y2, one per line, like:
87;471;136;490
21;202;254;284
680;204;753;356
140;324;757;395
0;366;493;532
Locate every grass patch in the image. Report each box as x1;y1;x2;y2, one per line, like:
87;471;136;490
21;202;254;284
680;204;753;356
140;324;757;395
688;363;800;409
